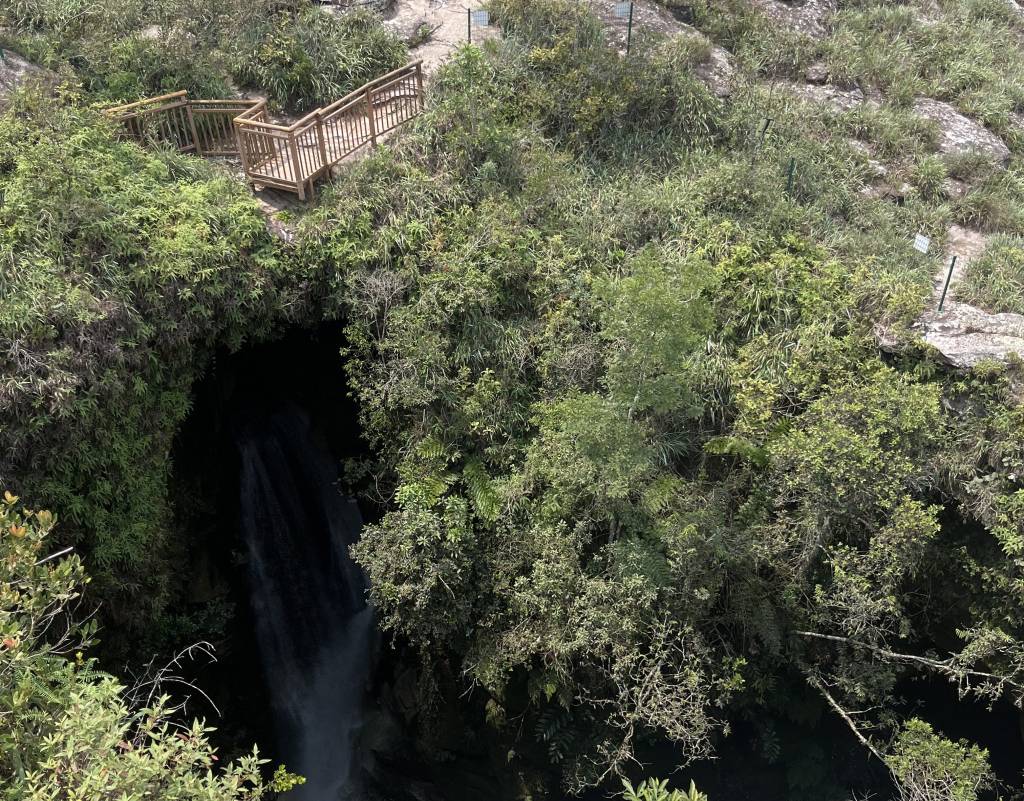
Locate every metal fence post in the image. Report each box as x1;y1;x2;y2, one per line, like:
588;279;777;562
938;255;958;312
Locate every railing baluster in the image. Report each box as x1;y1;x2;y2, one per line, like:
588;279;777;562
109;62;423;198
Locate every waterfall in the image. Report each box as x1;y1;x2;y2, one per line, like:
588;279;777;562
237;404;373;801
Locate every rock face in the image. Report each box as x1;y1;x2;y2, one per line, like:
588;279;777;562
0;49;55;102
782;81;873;112
916;302;1024;368
913;98;1011;164
935;224;989;297
754;0;836;38
590;0;736;96
693;42;737;97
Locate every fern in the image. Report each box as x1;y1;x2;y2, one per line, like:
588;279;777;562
463;459;500;523
534;707;574;765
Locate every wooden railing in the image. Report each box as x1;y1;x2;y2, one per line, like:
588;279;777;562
104;92;260;157
104;62;425;199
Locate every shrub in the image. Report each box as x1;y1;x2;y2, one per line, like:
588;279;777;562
959;234;1024;313
623;778;708;801
229;6;406;112
887;719;993;801
0;490;302;800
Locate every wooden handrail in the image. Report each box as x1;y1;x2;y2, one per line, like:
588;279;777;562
236;61;425;135
104;61;426;198
104;90;189;116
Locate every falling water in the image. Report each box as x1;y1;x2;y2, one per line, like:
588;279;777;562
237;405;373;801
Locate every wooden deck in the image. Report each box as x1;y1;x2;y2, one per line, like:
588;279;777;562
104;62;425;199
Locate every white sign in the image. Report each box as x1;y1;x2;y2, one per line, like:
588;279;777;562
471;9;490;26
614;1;633;18
913;233;931;254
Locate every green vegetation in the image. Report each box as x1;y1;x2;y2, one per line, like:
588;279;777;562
0;89;303;640
623;778;708;801
0;492;302;799
1;0;1023;798
0;0;405;108
231;6;406;112
960;234;1024;313
887;720;993;801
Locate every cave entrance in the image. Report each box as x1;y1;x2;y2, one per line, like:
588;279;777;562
169;323;375;794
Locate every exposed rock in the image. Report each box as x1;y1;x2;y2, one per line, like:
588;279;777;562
941;177;969;200
782;81;874;112
384;0;498;74
805;61;829;84
753;0;836;38
693;42;737;98
913;98;1011;164
253;188;301;243
0;49;56;102
915;302;1024;368
860;180;912;202
938;224;989;294
895;226;1022;373
589;0;737;96
867;158;888;178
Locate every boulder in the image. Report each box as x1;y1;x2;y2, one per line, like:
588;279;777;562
915;301;1024;368
754;0;836;38
913;98;1011;164
805;61;829;84
783;81;873;112
693;42;737;98
0;49;55;102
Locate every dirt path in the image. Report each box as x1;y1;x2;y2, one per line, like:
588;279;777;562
934;225;989;300
385;0;498;73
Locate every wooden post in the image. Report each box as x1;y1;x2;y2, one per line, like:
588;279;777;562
236;123;252;187
415;63;425;112
185;99;202;156
366;88;378;148
288;132;305;200
314;113;329;176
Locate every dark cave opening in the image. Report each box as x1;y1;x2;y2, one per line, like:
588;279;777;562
166;323;513;801
168;323;373;769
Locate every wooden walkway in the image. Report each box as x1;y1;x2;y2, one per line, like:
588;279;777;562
104;62;425;199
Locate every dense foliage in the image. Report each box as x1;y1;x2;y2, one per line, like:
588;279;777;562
0;492;304;798
301;0;1024;796
230;6;406;112
1;0;1023;799
0;0;406;110
0;89;309;641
